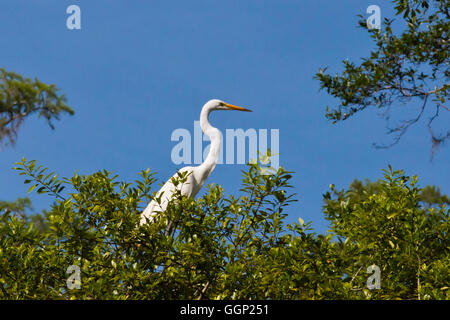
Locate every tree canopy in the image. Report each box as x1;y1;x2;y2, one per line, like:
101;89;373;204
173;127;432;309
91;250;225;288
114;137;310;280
315;0;449;154
0;0;448;302
0;159;448;299
0;68;74;149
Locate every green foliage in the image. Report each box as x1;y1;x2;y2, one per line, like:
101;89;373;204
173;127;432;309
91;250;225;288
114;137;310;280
0;197;32;217
323;166;449;299
420;185;450;207
0;197;50;234
315;0;449;151
0;68;74;148
0;159;448;299
332;178;450;208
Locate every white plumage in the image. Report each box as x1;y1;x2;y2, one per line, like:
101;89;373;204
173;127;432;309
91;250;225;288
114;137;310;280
140;99;251;225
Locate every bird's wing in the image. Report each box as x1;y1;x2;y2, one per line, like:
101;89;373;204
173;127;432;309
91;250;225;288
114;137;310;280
140;167;195;225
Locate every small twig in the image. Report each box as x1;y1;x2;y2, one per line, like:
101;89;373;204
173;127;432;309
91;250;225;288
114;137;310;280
428;104;450;159
196;281;210;300
437;103;449;112
417;255;421;301
375;95;429;149
351;264;365;284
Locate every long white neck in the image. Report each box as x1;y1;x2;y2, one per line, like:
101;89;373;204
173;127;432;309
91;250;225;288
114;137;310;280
199;105;221;179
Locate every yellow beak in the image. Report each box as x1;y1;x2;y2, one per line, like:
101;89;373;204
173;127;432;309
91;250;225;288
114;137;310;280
223;102;252;112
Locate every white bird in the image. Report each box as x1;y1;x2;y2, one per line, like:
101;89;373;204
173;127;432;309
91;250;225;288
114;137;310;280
140;99;251;225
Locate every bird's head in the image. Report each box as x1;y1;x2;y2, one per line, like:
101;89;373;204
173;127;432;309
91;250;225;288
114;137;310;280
205;99;252;112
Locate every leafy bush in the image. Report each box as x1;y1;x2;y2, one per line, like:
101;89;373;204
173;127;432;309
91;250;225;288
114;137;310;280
0;160;448;299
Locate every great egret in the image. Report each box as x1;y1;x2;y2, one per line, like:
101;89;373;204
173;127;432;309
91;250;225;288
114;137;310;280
140;99;251;225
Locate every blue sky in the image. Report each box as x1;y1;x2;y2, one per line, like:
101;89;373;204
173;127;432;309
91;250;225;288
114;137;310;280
1;0;449;234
